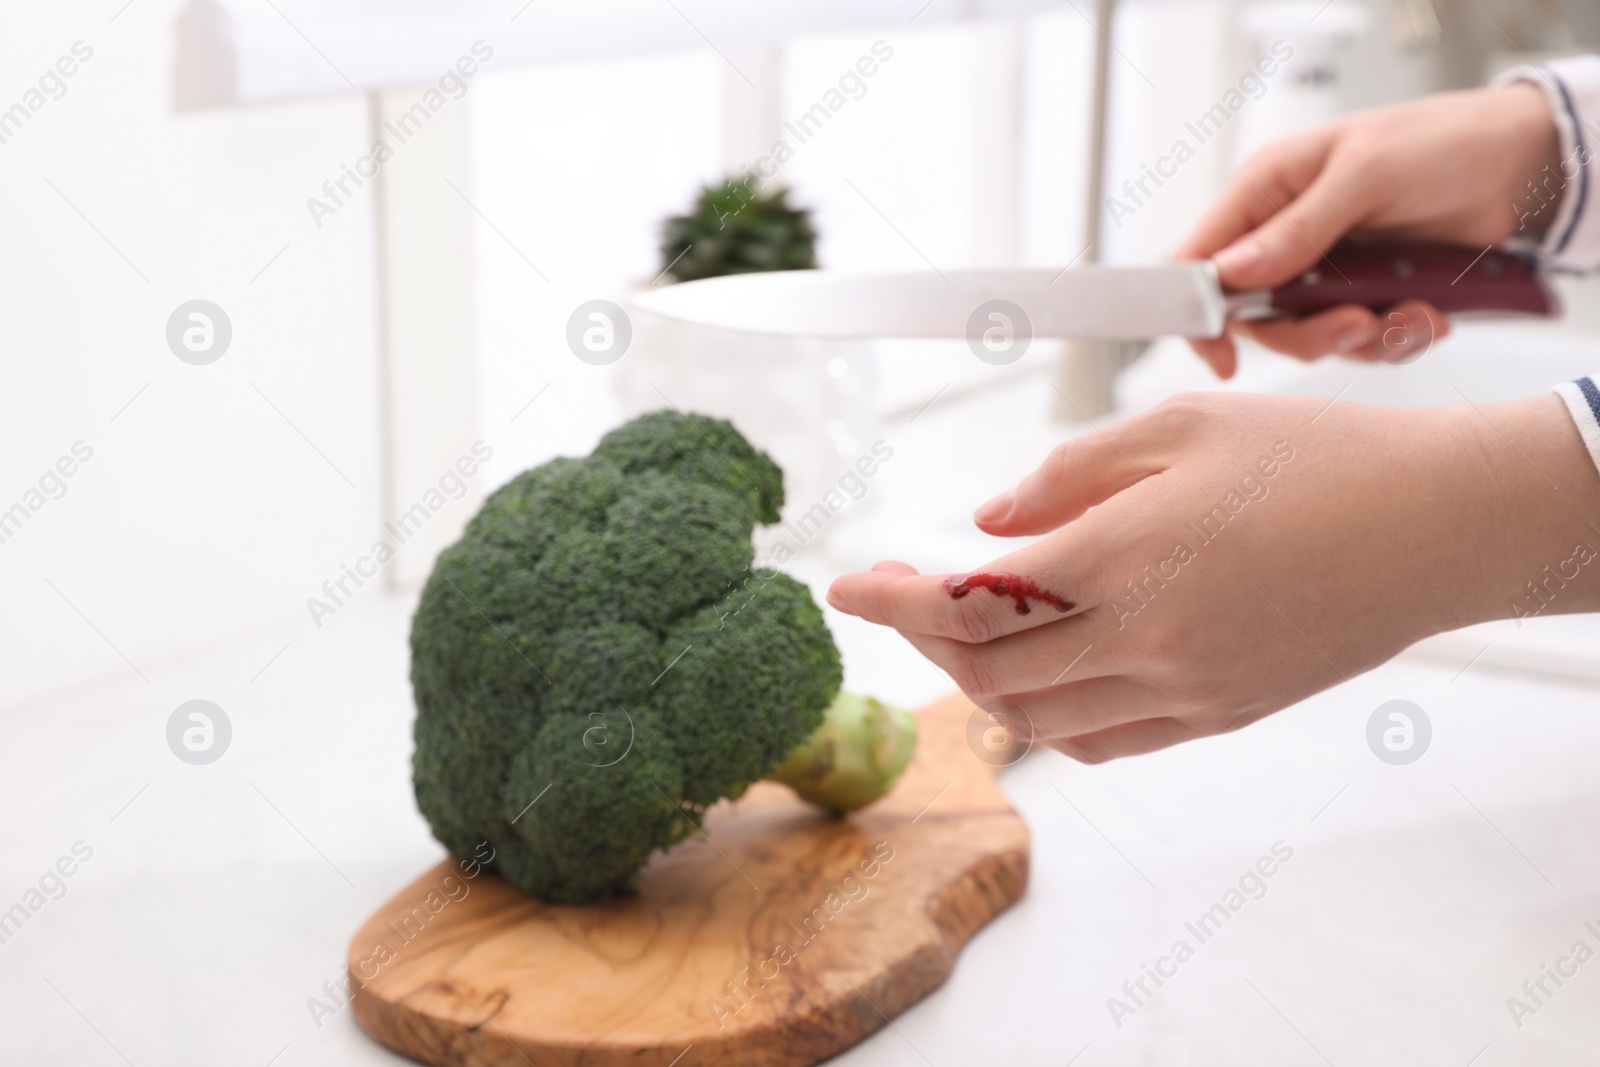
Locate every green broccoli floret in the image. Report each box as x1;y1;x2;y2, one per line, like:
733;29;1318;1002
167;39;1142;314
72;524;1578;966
409;411;914;904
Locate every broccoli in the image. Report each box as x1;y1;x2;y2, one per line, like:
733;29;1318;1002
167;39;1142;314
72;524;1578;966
409;411;916;903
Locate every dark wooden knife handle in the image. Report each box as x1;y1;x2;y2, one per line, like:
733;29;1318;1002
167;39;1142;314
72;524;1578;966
1266;242;1556;317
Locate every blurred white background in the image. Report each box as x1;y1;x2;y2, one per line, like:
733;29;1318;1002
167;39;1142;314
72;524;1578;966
7;0;1600;1064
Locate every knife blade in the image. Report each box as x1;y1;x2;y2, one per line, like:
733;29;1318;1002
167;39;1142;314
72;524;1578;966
628;243;1556;340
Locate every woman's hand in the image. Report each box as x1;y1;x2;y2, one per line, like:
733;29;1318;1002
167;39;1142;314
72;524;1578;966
1177;81;1562;378
828;391;1600;762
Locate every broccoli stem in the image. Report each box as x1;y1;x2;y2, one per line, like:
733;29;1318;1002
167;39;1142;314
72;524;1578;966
766;692;917;814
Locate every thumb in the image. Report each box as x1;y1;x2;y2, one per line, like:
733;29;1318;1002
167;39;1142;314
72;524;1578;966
1211;165;1371;292
976;432;1154;537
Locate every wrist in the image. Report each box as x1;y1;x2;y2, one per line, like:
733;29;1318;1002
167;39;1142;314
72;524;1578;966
1496;80;1566;239
1434;394;1600;628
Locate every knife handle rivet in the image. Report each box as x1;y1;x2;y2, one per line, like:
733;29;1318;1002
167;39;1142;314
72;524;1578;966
1301;269;1322;286
1393;257;1415;278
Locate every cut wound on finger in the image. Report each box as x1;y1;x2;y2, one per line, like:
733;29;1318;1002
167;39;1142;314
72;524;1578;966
828;565;1080;644
944;572;1075;616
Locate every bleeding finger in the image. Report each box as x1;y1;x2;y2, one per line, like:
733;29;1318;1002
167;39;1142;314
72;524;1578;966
827;564;1083;644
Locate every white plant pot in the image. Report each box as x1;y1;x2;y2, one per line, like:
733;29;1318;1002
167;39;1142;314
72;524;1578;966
615;297;880;557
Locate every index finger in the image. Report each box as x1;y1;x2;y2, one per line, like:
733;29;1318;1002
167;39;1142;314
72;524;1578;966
827;562;1086;645
1172;125;1337;263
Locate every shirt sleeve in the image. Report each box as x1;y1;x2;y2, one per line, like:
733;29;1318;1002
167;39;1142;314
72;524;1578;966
1554;378;1600;480
1495;59;1600;476
1493;56;1600;273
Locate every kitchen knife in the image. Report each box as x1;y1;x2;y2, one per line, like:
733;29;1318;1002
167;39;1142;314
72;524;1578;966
629;243;1557;340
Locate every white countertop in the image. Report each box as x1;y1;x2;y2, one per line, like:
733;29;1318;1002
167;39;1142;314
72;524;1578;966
8;327;1600;1065
7;581;1600;1066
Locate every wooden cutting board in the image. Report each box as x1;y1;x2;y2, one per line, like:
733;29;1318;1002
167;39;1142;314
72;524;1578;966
348;692;1029;1067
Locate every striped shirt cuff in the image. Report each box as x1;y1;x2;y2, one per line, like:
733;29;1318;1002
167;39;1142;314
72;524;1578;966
1554;377;1600;476
1494;56;1600;273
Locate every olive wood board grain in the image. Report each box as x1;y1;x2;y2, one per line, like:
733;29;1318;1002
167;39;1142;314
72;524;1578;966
348;692;1030;1067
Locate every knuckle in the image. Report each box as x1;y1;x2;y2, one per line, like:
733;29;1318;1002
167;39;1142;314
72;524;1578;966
1332;130;1383;169
949;605;1002;645
1155;391;1216;431
1328;141;1395;198
1238;142;1283;175
947;646;1002;700
1118;396;1204;457
1041;440;1083;484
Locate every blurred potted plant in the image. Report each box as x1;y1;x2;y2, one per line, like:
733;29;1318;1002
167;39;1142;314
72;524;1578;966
658;177;819;281
617;177;877;557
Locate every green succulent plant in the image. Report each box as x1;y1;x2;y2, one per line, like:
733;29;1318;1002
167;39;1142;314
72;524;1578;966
659;177;818;283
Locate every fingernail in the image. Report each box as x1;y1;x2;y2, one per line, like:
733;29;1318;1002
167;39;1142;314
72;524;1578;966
1332;324;1369;354
1212;239;1263;279
974;491;1013;525
826;587;851;612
